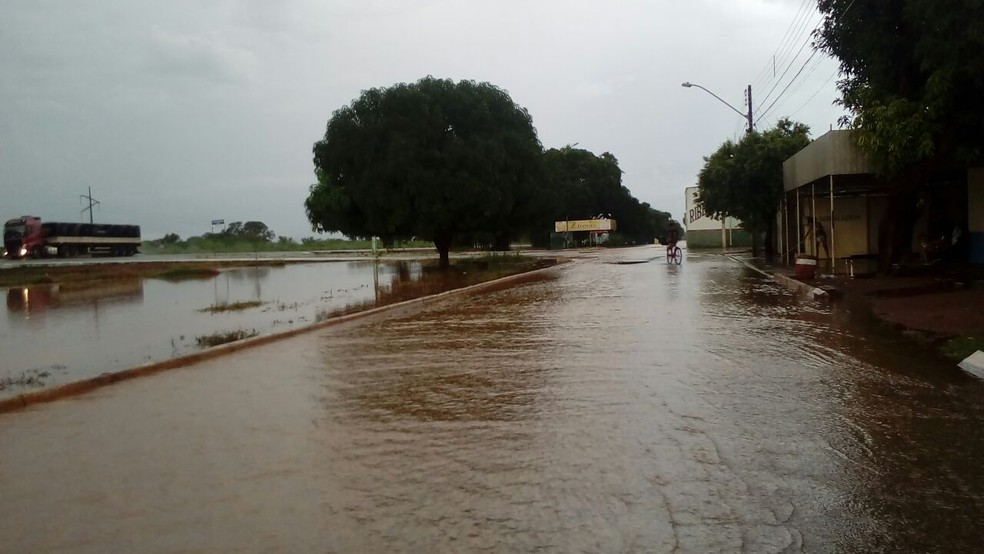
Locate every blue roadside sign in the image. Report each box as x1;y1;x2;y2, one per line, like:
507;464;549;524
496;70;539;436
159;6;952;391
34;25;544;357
211;219;224;225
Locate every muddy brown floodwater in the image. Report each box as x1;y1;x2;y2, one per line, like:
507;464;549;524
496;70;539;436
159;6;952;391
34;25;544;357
2;246;983;552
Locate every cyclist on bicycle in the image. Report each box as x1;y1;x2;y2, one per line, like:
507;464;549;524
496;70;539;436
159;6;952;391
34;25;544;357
665;224;680;252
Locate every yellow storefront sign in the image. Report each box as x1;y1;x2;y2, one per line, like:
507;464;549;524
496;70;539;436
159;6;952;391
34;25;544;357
554;219;616;232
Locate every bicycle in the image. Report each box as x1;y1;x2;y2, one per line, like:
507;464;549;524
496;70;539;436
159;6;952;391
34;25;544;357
666;243;682;264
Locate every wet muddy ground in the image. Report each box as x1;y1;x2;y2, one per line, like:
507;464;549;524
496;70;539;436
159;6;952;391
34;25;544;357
2;247;983;552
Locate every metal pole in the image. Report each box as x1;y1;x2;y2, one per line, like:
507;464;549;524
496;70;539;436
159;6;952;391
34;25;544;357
80;186;100;223
780;196;786;263
746;85;753;134
811;183;817;259
830;175;835;273
796;191;801;255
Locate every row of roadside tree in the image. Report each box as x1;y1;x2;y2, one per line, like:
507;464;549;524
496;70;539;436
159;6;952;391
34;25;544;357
695;0;984;271
304;76;677;267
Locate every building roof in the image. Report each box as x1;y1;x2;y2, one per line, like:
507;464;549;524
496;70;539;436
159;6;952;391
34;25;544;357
783;130;875;192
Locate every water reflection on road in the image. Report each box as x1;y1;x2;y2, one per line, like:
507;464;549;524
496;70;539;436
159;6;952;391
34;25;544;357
2;248;983;552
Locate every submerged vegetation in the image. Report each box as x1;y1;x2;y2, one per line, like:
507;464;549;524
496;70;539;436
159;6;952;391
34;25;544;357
0;369;51;391
199;300;265;313
195;329;258;348
153;267;221;281
942;335;984;362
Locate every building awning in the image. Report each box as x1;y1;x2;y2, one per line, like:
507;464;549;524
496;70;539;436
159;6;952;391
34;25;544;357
783;130;878;193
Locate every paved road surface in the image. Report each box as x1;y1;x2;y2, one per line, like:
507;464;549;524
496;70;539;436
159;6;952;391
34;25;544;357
2;247;983;552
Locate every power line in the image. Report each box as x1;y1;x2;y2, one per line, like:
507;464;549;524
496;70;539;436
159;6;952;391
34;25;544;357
750;0;815;91
754;15;822;118
756;54;826;126
755;4;819;94
755;48;821;124
788;68;840;119
751;0;859;127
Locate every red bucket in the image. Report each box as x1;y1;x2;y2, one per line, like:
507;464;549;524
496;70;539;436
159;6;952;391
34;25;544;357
794;254;818;280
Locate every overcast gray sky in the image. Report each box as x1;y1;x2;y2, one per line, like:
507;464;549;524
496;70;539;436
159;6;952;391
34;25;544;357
1;0;846;241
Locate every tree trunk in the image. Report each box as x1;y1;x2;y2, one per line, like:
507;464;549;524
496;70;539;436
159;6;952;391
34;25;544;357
876;131;956;274
434;236;452;269
751;229;760;257
877;165;935;274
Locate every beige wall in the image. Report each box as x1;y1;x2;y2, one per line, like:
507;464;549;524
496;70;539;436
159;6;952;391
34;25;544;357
799;196;876;258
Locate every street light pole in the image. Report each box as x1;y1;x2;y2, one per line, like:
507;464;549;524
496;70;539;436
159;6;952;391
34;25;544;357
681;82;754;133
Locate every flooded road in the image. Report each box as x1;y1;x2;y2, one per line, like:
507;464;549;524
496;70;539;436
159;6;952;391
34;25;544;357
2;247;983;552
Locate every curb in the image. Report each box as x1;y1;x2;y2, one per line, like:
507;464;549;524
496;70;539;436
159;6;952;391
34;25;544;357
0;262;567;414
727;255;828;300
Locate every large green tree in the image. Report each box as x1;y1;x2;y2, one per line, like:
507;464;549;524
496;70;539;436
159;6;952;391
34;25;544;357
305;77;543;267
816;0;984;270
697;118;811;258
538;147;673;245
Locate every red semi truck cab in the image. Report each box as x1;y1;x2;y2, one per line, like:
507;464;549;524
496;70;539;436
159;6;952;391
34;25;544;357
3;216;44;259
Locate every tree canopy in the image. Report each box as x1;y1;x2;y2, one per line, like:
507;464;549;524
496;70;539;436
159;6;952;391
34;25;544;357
816;0;984;269
697;118;811;257
538;147;675;245
224;221;275;242
816;0;984;174
305;77;543;267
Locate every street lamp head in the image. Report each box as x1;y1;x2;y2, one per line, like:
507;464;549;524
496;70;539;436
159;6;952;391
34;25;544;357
681;82;693;88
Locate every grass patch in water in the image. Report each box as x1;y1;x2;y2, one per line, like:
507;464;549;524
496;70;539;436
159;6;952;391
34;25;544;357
0;369;51;391
941;334;984;361
195;328;258;348
199;300;265;313
153;267;221;280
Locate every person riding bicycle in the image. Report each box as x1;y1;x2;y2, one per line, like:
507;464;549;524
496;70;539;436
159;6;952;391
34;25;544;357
665;224;680;252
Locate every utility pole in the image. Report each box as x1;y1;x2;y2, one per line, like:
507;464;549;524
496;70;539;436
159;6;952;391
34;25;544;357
745;85;753;134
681;81;754;133
80;186;100;223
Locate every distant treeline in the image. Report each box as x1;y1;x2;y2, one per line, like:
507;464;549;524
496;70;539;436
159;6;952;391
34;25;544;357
142;230;433;254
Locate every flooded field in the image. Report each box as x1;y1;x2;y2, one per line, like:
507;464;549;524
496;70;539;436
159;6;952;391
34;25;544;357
2;248;984;552
0;260;426;398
